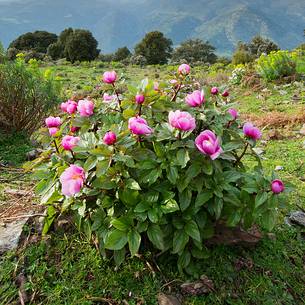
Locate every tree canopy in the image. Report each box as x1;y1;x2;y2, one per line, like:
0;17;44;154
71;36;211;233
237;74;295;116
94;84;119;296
172;39;217;63
135;31;172;64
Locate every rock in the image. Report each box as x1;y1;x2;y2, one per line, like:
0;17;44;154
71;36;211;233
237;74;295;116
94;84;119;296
157;293;181;305
0;218;29;253
26;149;42;160
253;147;265;155
275;165;284;171
299;124;305;136
289;211;305;227
180;275;214;296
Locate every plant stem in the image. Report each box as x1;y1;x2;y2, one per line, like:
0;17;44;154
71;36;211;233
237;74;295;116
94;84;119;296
53;140;59;154
235;142;249;164
171;82;182;102
112;83;122;112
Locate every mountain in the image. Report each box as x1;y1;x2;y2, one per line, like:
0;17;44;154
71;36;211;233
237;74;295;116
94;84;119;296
0;0;304;55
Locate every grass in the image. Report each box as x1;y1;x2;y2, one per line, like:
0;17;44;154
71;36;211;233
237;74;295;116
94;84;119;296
0;62;305;304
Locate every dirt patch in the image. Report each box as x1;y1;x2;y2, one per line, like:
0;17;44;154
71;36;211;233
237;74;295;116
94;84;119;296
242;110;305;128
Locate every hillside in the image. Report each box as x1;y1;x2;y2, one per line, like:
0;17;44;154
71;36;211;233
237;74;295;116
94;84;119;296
0;0;304;54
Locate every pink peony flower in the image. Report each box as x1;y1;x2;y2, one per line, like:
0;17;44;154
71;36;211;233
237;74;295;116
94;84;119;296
195;130;223;160
154;82;159;91
185;90;205;107
103;131;117;145
211;87;219;95
178;64;190;75
128;117;153;135
103;93;115;102
243;122;261;140
70;126;80;133
61;135;80;151
168;110;196;131
135;94;145;104
48;127;59;136
45;116;61;128
222;90;229;97
228;108;238;120
65;100;78;114
103;71;117;84
60;164;85;197
271;179;285;194
60;102;68;112
77;99;94;117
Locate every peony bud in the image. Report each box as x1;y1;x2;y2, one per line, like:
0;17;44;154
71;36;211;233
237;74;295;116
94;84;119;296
271;179;284;194
222;90;229;97
178;64;190;75
185;90;205;107
211;87;219;95
243;122;261;140
128;117;153;136
103;131;117;145
135;94;145;104
103;71;117;84
228;108;238;120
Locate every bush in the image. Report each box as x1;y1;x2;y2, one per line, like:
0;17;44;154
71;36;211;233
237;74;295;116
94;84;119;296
31;66;286;274
256;50;297;81
0;57;62;133
229;65;246;85
232;49;252;65
172;39;217;64
135;31;172;64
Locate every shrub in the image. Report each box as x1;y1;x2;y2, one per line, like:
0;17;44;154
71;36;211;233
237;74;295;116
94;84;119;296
0;57;61;133
232;49;252;65
135;31;172;64
9;31;58;53
229;65;246;85
31;65;286;274
172;39;217;64
256;50;297;81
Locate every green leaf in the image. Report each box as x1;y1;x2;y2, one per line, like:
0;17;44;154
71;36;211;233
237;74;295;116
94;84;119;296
92;177;116;190
173;230;189;254
185;220;201;242
111;217;132;231
167;166;178;184
114;248;126;266
96;160;110;177
141;169;161;184
147;224;164;250
161;198;179;214
255;191;269;208
128;229;141;256
202;160;213;175
226;210;242;227
178;250;191;268
104;229;128;250
185;163;201;182
84;155;97;171
176;149;190;168
135;201;151;213
214;197;223;220
179;189;192;211
126;178;141;190
261;210;277;231
42;205;57;235
195;191;213;208
148;208;159;223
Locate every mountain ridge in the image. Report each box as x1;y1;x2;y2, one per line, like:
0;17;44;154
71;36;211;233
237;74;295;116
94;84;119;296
0;0;304;55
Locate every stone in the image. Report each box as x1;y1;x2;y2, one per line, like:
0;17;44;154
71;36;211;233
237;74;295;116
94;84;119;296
157;293;181;305
289;211;305;227
0;218;29;253
180;275;214;296
299;124;305;136
275;165;284;171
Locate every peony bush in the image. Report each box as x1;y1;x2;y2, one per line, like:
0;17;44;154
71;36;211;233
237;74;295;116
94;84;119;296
30;64;286;273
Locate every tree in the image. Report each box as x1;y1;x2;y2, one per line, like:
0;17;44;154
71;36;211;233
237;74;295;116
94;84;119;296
247;35;279;57
232;41;253;65
47;42;63;60
64;29;99;62
172;39;217;63
114;46;131;61
9;31;58;53
135;31;172;64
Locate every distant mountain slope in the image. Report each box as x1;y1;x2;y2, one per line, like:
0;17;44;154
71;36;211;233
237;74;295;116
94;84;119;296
0;0;304;55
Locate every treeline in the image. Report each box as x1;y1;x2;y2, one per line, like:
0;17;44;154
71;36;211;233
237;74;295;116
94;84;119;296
2;28;301;65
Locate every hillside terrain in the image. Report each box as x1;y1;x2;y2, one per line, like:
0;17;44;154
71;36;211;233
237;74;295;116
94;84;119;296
0;0;304;54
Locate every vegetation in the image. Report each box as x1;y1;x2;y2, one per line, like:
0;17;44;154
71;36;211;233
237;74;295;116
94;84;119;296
256;50;297;81
172;39;217;64
114;46;131;62
8;31;58;53
0;56;61;133
135;31;173;64
0;50;304;304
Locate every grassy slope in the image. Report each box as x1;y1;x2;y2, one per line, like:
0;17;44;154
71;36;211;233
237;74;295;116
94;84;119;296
0;63;304;305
